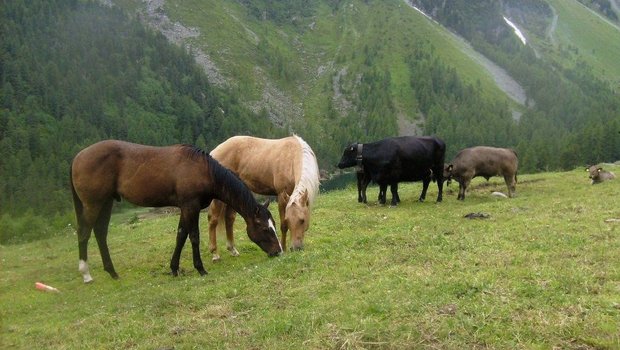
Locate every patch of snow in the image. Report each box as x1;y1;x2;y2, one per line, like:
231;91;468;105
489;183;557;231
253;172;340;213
503;16;527;45
403;0;528;107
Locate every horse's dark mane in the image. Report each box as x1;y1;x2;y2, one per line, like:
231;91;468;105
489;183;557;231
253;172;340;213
181;144;209;161
180;144;258;216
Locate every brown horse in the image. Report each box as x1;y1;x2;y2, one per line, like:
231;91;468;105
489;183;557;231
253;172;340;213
207;135;320;260
70;140;282;283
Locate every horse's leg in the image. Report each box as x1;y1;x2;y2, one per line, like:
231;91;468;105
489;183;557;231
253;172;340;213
277;193;289;251
77;204;102;283
207;200;224;262
77;219;94;284
186;208;207;276
170;217;190;276
93;199;118;279
224;205;239;257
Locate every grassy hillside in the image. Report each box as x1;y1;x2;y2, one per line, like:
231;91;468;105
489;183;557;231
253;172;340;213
544;0;620;90
2;166;619;349
124;0;514;129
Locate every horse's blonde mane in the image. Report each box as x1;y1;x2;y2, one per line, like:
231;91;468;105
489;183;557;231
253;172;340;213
289;135;320;207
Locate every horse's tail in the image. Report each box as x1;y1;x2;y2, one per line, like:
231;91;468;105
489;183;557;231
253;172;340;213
70;162;84;229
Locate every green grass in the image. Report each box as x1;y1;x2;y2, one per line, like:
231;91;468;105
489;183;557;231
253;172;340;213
545;0;620;90
1;167;619;349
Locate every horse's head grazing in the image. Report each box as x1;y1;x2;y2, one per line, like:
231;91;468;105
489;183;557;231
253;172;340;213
284;190;310;251
246;200;282;257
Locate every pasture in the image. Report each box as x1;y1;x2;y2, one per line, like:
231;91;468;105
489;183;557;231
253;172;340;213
1;167;619;349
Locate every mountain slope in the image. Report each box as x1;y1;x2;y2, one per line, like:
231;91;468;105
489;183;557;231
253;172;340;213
116;0;531;161
119;0;620;164
543;0;620;89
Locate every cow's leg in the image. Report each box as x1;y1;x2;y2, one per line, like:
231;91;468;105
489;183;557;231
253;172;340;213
378;183;388;204
207;200;224;262
224;205;239;256
419;178;430;202
459;179;471;200
436;178;444;202
457;180;466;200
390;183;400;206
361;174;370;203
435;167;444;202
356;172;364;203
93;199;118;279
505;174;516;198
394;183;401;203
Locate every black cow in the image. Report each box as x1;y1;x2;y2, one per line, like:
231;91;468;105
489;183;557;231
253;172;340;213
338;136;446;205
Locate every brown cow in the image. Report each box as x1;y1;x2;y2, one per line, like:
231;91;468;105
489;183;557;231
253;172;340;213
444;146;518;200
586;165;616;184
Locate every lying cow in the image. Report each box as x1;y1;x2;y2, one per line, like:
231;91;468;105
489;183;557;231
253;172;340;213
586;165;616;184
338;136;446;205
444;146;518;200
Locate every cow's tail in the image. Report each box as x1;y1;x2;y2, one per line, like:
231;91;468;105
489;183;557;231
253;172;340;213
434;137;447;183
511;148;518;183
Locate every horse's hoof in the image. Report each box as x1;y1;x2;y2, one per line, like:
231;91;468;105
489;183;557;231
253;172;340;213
171;270;179;277
198;269;208;276
229;249;240;257
83;277;94;284
212;255;221;262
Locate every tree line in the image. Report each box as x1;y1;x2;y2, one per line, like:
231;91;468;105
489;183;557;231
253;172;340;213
1;0;619;243
0;0;279;242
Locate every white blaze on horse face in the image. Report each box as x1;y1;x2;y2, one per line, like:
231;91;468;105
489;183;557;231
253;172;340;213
79;259;93;283
269;218;282;252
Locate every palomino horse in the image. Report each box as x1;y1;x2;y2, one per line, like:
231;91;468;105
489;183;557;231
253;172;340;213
70;140;282;283
208;135;320;260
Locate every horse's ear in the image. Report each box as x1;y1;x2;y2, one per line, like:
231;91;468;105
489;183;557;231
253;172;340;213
282;192;290;203
301;190;309;206
447;164;453;171
598;168;603;172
